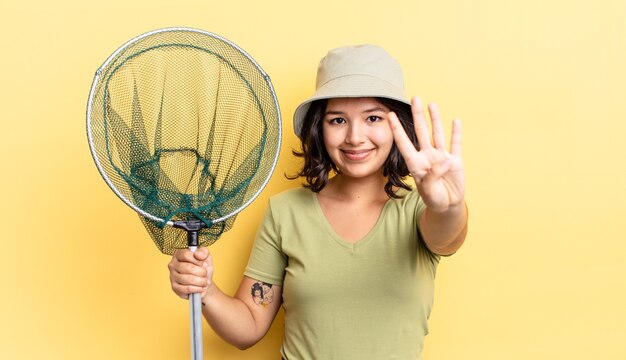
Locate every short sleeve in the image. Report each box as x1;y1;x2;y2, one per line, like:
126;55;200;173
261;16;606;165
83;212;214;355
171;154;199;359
244;205;288;286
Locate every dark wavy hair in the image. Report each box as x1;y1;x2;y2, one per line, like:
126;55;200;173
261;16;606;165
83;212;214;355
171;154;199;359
288;97;419;198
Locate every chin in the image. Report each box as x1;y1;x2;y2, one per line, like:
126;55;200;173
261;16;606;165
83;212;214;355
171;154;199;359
336;167;384;180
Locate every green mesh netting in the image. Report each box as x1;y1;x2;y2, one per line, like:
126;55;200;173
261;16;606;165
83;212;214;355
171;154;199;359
87;28;281;254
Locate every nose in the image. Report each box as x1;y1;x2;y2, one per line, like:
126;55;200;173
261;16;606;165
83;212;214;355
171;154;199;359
345;121;365;145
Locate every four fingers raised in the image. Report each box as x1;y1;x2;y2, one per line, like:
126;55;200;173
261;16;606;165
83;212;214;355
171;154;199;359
388;96;462;182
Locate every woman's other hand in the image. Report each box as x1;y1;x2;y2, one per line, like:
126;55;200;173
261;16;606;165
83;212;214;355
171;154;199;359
168;247;213;299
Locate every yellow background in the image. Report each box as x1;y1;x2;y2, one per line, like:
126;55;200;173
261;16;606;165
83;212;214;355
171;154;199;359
1;0;625;359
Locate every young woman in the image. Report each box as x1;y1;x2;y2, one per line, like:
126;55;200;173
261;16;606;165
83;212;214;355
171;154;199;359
168;44;468;359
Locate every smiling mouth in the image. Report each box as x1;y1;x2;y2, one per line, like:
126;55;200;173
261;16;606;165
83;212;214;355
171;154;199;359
341;149;373;161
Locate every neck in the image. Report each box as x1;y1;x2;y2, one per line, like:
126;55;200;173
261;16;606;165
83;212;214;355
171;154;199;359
325;173;388;202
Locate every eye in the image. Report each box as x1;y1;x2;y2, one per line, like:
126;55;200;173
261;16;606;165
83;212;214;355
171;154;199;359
367;115;382;123
328;117;346;125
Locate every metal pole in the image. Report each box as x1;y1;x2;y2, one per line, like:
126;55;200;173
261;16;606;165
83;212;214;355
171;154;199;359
174;220;206;360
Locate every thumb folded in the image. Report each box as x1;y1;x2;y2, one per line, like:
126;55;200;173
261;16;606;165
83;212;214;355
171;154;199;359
430;158;453;178
193;246;210;260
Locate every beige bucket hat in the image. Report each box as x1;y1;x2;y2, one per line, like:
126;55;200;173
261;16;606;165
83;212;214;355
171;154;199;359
293;44;410;138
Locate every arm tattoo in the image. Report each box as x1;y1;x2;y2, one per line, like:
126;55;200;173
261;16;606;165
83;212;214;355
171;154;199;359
251;281;275;307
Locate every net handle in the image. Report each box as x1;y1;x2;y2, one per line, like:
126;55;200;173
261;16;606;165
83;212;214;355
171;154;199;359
189;246;203;360
173;220;207;359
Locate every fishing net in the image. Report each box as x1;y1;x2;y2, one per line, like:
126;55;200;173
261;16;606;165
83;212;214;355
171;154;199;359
87;28;281;255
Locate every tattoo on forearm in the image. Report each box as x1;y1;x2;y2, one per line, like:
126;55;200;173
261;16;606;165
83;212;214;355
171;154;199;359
251;281;274;307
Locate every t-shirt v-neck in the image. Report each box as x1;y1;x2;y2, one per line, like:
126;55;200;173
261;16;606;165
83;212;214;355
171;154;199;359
311;192;392;251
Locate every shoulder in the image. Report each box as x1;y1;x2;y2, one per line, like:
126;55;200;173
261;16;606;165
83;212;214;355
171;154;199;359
260;187;319;240
263;187;317;222
388;187;424;213
268;186;314;208
383;187;428;232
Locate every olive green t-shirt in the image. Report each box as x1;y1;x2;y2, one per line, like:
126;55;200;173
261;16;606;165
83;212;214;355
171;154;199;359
244;187;439;360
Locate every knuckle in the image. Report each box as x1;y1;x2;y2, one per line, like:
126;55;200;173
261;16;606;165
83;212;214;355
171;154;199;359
182;273;200;286
182;263;197;275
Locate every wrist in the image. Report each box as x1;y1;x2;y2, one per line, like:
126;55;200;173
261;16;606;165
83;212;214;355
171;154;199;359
201;282;217;306
427;199;466;216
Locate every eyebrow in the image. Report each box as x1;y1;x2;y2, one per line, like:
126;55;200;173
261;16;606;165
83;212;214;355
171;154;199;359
324;107;388;116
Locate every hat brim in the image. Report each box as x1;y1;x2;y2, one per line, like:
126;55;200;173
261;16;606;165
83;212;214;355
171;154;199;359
293;74;410;139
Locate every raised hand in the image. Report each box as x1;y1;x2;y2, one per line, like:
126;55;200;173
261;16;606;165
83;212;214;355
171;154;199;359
388;96;465;213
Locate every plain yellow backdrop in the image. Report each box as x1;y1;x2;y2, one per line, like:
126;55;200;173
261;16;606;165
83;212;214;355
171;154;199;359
1;0;625;359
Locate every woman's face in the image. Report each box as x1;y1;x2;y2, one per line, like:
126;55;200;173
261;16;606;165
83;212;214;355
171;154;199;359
322;97;394;180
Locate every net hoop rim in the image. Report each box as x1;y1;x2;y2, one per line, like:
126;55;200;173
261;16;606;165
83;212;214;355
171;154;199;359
86;27;282;227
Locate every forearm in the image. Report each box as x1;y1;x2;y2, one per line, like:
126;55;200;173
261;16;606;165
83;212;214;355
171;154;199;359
200;284;263;349
419;201;468;255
